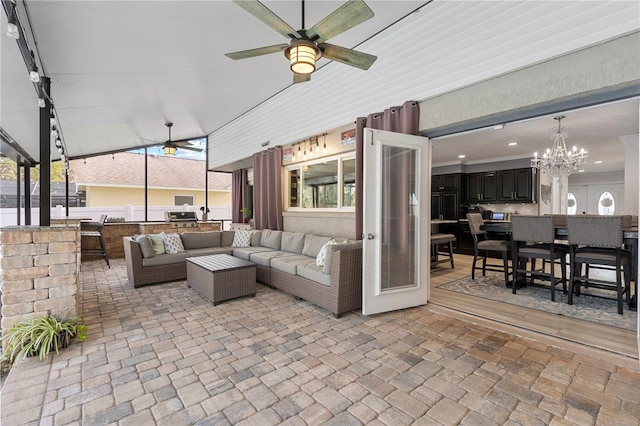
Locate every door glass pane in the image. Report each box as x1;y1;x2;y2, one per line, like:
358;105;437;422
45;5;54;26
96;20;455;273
567;192;577;215
380;145;418;291
598;191;615;215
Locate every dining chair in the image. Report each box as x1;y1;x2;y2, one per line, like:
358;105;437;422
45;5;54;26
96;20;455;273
566;216;632;314
466;213;512;285
81;214;110;268
510;215;568;301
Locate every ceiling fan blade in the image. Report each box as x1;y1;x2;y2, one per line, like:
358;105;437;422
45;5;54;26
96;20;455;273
307;0;374;44
177;145;203;153
320;43;377;70
293;73;311;84
226;43;289;60
233;0;301;39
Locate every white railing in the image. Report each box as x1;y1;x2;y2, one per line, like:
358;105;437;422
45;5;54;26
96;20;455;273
0;204;232;228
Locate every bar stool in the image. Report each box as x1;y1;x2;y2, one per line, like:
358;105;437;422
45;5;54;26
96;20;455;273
510;215;568;301
431;233;456;268
466;213;512;285
81;214;110;268
567;216;632;314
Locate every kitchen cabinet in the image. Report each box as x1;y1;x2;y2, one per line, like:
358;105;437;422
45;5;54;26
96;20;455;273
432;174;461;192
498;168;536;202
465;172;497;203
431;192;458;220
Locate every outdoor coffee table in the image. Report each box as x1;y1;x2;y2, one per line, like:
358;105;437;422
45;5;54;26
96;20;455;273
187;254;256;305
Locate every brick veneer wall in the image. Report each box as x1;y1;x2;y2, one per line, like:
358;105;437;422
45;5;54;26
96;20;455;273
0;226;80;334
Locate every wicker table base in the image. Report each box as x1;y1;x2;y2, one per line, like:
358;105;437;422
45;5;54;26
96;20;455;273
187;254;256;305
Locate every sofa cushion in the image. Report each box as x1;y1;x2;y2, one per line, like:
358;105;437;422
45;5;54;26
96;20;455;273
270;255;313;275
316;239;337;267
260;229;282;250
281;231;305;254
249;250;296;267
302;234;332;258
232;246;273;261
251;231;262;247
232;229;252;247
148;233;166;255
297;261;331;286
161;232;185;254
134;235;155;258
142;251;189;267
180;232;221;249
323;241;362;275
186;247;233;257
221;231;235;247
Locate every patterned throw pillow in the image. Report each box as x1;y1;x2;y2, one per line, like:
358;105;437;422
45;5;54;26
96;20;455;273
232;229;253;248
316;239;337;267
161;232;184;254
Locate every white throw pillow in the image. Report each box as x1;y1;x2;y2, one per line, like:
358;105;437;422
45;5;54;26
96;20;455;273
161;232;184;254
316;239;337;267
232;229;252;248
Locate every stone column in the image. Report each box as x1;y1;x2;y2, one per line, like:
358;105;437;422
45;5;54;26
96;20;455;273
0;225;80;334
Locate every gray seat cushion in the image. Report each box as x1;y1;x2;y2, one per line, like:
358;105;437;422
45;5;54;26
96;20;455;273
232;246;273;261
302;234;332;258
221;231;235;247
297;261;331;286
134;235;155;258
270;255;313;275
142;252;189;267
477;240;511;252
186;247;233;257
281;232;305;254
180;232;221;249
260;230;282;250
249;250;296;267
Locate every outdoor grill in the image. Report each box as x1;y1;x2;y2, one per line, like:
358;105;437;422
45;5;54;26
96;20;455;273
164;211;199;227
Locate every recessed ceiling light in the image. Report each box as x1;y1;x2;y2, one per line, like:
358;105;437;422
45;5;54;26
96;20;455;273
594;160;603;164
578;169;585;173
508;142;518;146
493;124;504;130
458;154;466;159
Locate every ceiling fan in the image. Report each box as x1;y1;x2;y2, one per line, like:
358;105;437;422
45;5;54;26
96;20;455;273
226;0;377;84
155;122;204;156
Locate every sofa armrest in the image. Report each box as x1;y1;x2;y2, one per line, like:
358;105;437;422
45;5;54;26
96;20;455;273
323;241;362;275
329;245;363;316
123;237;144;283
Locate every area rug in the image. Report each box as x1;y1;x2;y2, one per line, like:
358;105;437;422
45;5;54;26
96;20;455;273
439;273;637;331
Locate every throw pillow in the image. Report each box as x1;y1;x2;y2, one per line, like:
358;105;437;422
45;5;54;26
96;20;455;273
232;229;252;248
161;232;184;254
134;235;155;258
148;233;166;255
316;239;337;267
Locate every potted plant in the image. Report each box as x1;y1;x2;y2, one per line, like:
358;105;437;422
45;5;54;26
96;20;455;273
1;316;87;363
240;207;251;223
199;206;210;222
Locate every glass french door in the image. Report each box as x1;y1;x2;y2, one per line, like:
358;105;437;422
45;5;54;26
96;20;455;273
362;129;431;315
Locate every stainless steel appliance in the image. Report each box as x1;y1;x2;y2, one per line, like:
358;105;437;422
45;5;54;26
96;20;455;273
164;211;199;228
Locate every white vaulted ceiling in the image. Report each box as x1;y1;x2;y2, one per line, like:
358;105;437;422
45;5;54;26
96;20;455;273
1;1;638;169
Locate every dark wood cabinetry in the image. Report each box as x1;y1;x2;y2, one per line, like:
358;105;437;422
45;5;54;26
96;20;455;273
497;168;536;202
431;192;458;220
432;174;460;192
465;172;496;203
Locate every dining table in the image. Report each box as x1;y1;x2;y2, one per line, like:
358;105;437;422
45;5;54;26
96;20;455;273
481;220;639;295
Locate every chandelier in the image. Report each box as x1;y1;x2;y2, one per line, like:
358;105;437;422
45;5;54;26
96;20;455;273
531;115;587;177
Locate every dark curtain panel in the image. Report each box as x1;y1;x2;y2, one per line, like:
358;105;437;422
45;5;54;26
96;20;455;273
253;146;283;230
355;100;420;240
232;169;247;223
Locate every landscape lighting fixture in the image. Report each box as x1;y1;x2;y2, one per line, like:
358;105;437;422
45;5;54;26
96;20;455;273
29;64;40;83
38;97;45;108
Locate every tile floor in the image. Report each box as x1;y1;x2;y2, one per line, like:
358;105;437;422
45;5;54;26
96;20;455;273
1;259;639;425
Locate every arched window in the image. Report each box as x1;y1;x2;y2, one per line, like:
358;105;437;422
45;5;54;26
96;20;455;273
598;191;615;215
567;193;577;215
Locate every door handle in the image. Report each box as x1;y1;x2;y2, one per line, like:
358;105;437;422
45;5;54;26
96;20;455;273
367;234;375;240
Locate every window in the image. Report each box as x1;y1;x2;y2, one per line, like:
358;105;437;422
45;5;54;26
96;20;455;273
597;191;615;215
174;195;194;206
286;154;355;210
567;192;577;215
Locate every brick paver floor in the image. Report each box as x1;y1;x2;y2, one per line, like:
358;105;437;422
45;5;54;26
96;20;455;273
1;259;638;425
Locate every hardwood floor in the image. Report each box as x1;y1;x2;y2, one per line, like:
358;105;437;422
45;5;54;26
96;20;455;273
428;254;639;359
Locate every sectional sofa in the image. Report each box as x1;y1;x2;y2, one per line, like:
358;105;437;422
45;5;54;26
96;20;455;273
123;229;362;317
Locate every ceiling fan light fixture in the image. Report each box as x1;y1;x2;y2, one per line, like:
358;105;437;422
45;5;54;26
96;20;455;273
286;40;320;75
163;144;177;156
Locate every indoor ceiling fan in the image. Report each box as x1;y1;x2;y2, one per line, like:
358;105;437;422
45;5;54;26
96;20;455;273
150;122;204;156
226;0;377;84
